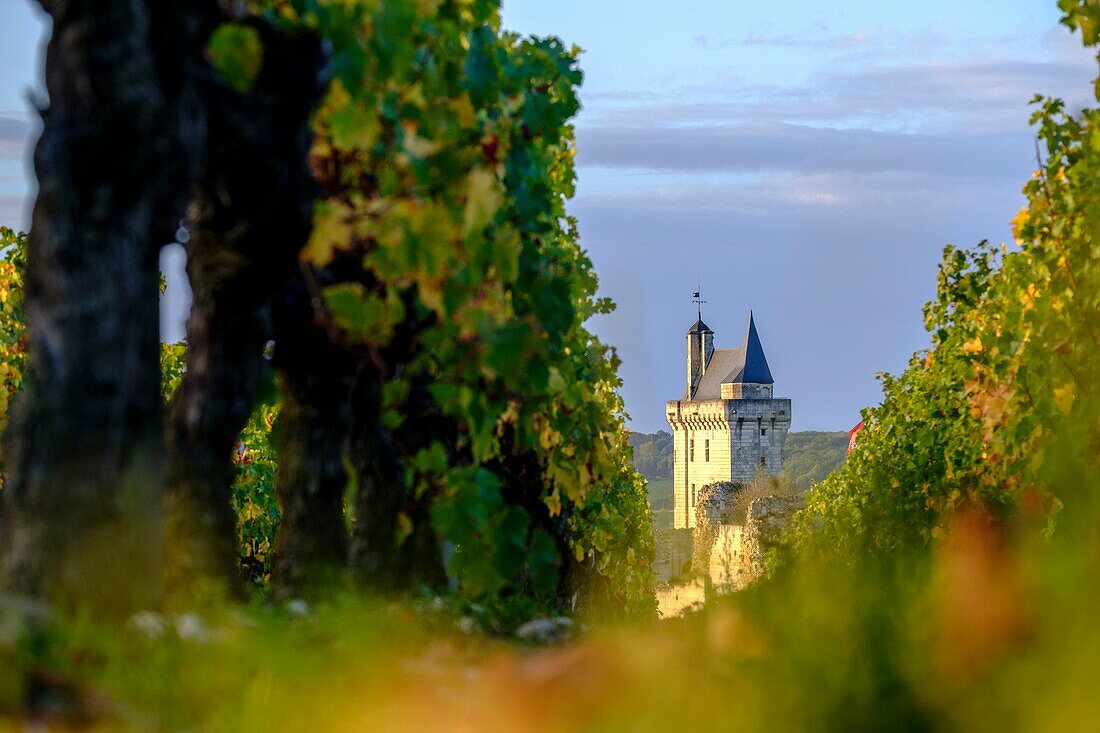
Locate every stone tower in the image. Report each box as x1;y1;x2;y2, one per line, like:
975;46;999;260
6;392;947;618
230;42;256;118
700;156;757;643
666;311;792;529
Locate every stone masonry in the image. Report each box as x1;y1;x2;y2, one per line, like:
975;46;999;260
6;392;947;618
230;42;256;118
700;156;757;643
693;484;805;593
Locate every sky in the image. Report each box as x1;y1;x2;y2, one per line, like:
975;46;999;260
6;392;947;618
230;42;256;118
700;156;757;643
0;1;1096;433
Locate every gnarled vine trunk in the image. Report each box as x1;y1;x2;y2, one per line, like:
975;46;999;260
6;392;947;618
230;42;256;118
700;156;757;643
0;0;211;614
349;366;447;593
269;277;357;598
164;24;326;599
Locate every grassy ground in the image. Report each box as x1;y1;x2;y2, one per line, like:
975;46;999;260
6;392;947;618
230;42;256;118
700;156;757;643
647;479;673;509
648;479;674;530
7;521;1100;733
651;508;673;530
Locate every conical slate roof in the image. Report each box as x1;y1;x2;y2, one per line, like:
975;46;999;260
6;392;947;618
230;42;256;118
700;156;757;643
685;318;713;335
727;311;774;385
682;312;775;400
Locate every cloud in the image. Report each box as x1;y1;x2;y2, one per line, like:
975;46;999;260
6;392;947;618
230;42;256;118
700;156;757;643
819;59;1094;124
583;57;1093;133
692;20;1067;64
577;123;1029;178
572;50;1093;192
576;170;1016;238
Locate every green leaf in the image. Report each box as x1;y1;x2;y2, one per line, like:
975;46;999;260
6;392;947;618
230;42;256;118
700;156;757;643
329;102;380;153
207;23;264;94
528;528;560;594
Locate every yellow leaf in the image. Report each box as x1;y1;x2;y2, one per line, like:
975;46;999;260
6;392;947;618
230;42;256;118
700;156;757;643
1011;206;1030;242
463;168;502;238
402;122;441;158
449;97;477;128
539;426;561;450
1054;382;1076;415
961;338;984;354
1019;283;1039;311
302;200;354;267
545;488;562;517
395;512;414;546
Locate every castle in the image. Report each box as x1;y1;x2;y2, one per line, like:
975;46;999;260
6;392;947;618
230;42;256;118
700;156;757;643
665;309;791;529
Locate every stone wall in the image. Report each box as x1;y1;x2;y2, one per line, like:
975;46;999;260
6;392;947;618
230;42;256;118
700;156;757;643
727;399;791;483
709;524;748;589
720;383;773;400
653;491;803;616
711;494;805;592
691;482;740;572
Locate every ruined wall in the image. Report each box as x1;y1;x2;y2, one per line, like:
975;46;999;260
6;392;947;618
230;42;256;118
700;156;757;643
691;482;740;571
655;488;804;615
710;524;748;590
710;494;806;592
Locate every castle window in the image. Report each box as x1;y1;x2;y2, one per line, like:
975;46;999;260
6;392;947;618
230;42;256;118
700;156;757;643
761;428;767;436
691;484;696;506
760;456;766;467
704;439;710;462
690;439;695;462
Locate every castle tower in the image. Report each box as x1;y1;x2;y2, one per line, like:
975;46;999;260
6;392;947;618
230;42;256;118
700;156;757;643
666;310;792;529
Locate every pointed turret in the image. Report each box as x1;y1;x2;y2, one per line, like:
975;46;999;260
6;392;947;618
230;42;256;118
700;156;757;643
730;311;774;385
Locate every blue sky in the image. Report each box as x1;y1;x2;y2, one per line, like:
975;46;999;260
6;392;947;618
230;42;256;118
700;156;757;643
1;1;1096;432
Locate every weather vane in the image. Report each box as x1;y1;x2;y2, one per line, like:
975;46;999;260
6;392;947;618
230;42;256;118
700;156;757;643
692;282;706;320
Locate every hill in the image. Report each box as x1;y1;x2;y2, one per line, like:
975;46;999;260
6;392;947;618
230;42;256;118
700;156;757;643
627;430;674;483
781;431;850;491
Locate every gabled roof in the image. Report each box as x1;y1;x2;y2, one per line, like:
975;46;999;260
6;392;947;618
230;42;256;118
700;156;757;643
683;346;744;400
683;312;775;400
685;318;713;335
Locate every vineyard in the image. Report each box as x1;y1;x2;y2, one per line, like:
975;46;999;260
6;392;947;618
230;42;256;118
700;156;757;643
3;0;1100;730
